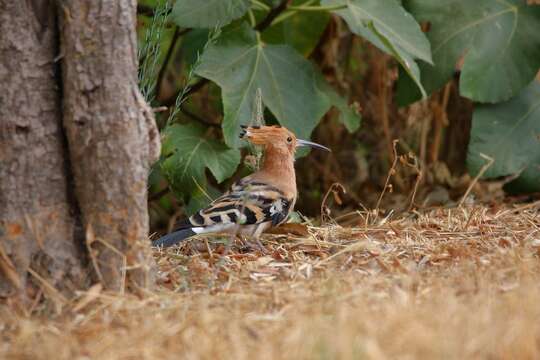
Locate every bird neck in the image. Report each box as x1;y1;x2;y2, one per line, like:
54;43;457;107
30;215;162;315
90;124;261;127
261;146;295;175
258;146;297;196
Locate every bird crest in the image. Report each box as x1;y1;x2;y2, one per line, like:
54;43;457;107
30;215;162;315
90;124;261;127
240;125;295;147
239;125;330;153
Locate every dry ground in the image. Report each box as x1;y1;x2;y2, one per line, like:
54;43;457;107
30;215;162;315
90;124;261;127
1;202;540;359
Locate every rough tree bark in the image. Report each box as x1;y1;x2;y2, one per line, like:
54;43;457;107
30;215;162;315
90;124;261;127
58;0;160;291
0;0;159;300
0;1;88;299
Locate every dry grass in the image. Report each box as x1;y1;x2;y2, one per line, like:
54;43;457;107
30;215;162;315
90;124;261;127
2;202;540;359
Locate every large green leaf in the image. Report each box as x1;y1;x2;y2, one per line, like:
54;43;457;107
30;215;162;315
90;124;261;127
171;0;250;28
467;81;540;192
323;0;432;97
179;29;210;66
403;0;540;103
262;1;331;56
196;22;331;147
161;123;241;196
504;165;540;194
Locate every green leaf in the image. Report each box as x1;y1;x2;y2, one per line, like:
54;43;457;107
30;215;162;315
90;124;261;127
467;81;540;192
262;1;330;56
316;75;361;132
185;185;221;215
148;160;165;192
504;165;540;194
323;0;432;96
403;0;540;103
161;123;241;196
395;65;426;107
365;20;427;99
179;29;210;66
196;22;331;147
171;0;250;28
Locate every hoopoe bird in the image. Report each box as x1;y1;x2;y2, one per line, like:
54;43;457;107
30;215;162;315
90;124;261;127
152;125;330;249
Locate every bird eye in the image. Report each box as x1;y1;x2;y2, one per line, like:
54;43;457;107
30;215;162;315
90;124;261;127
287;136;292;143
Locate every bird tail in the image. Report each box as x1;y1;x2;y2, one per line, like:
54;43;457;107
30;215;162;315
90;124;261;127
152;228;196;248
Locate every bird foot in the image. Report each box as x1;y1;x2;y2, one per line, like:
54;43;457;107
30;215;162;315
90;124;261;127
243;239;268;254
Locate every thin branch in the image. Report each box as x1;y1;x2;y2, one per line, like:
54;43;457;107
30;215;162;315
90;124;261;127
458;153;494;207
288;4;346;11
149;187;170;202
375;139;399;214
255;0;291;31
27;267;68;306
163;78;209;107
272;0;315;25
251;0;271;11
181;107;221;128
406;155;423;212
430;82;452;163
156;26;181;99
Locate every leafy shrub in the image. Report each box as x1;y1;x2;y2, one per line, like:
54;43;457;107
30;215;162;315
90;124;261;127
139;0;540;215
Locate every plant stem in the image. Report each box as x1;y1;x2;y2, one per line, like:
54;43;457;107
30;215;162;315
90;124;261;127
248;9;256;27
288;4;346;11
272;1;345;26
251;0;270;11
149;187;170;202
255;0;290;31
271;0;315;26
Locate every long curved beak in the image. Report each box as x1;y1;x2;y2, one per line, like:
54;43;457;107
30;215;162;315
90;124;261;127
296;139;331;152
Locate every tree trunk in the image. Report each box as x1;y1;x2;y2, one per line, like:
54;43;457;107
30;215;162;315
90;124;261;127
0;0;159;300
57;0;160;291
0;1;88;299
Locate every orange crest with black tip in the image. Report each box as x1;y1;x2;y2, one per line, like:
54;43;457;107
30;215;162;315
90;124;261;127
239;125;297;152
239;125;331;154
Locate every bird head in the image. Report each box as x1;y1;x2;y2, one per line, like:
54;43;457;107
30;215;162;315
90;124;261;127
239;125;330;155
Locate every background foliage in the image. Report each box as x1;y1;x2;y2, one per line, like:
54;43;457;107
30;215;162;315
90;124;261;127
137;0;540;232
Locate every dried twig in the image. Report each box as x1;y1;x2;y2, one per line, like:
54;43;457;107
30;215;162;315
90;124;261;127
320;183;346;224
27;267;67;311
375;139;399;214
404;153;422;212
0;242;22;289
458;153;494;207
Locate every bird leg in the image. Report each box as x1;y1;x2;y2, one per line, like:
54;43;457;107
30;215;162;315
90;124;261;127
246;237;267;254
247;223;268;254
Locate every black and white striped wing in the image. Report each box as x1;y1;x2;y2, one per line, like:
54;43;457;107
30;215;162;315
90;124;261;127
187;179;292;229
